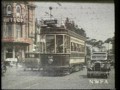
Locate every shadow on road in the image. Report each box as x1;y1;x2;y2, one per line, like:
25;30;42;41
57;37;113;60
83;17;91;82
40;71;68;77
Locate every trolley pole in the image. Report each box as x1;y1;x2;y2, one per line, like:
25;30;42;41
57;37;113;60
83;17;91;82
49;6;52;20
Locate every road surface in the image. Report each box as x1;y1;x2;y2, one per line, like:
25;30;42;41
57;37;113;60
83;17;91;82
2;65;115;89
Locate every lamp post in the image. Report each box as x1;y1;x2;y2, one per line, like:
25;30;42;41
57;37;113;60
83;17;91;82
49;6;52;20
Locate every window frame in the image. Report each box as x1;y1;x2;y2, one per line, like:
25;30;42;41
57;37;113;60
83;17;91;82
6;23;12;37
44;34;70;54
46;34;55;53
64;35;70;53
16;24;22;38
6;4;12;15
56;35;64;53
16;5;21;16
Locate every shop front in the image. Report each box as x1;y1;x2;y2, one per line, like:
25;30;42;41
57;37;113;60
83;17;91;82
2;37;32;62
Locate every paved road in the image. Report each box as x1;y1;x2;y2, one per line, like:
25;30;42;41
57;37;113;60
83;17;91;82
2;66;115;89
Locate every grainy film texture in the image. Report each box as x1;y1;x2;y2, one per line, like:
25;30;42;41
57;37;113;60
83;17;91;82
1;1;115;89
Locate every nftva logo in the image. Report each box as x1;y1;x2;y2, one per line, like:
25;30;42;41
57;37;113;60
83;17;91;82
89;79;108;84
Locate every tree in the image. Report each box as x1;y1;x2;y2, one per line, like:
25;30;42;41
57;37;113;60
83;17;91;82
65;17;86;37
104;37;113;54
104;38;112;44
111;36;114;54
86;38;105;52
96;40;104;51
90;39;97;47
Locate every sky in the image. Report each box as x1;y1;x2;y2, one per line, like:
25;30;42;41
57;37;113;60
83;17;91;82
35;2;114;42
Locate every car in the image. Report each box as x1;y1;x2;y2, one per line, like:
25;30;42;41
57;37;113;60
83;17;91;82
5;58;17;67
23;52;41;71
87;52;111;78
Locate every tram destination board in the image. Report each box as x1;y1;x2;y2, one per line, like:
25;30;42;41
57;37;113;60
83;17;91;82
44;20;57;25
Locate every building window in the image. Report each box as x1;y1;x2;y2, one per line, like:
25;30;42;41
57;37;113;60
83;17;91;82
16;24;22;38
6;48;13;58
6;24;12;37
16;5;21;17
6;5;12;15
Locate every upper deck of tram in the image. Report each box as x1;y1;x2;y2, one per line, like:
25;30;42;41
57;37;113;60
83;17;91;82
40;19;86;41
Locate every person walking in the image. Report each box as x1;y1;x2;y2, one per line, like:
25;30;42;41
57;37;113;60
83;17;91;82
16;54;19;68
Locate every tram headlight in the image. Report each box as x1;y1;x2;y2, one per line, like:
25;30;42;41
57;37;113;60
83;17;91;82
48;56;53;64
48;58;53;64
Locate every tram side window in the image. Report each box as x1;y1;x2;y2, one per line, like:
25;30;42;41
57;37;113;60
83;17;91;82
56;35;63;53
75;43;77;51
76;44;79;52
71;42;76;51
80;45;85;52
82;46;85;52
73;43;75;51
78;44;81;52
64;35;70;53
71;42;84;52
79;44;82;52
71;42;74;51
46;35;55;53
81;45;84;52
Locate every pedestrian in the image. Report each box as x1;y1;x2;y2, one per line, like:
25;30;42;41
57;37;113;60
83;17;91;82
16;55;19;68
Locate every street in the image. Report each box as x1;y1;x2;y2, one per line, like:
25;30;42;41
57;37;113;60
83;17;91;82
2;65;115;89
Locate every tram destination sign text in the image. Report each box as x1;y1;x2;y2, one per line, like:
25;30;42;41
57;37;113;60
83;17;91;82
44;20;57;25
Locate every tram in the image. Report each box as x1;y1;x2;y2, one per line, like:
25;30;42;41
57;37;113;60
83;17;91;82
39;19;86;74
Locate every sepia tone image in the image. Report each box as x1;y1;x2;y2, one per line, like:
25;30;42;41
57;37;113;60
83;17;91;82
1;0;115;89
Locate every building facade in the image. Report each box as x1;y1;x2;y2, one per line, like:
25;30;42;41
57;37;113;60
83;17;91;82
2;1;36;61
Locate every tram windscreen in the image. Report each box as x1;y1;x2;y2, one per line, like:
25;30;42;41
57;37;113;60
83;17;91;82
46;35;55;53
46;35;69;53
56;35;63;53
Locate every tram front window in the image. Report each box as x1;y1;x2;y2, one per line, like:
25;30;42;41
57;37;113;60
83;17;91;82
56;35;63;53
46;35;55;53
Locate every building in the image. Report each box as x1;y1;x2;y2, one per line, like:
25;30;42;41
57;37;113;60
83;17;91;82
2;1;36;61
